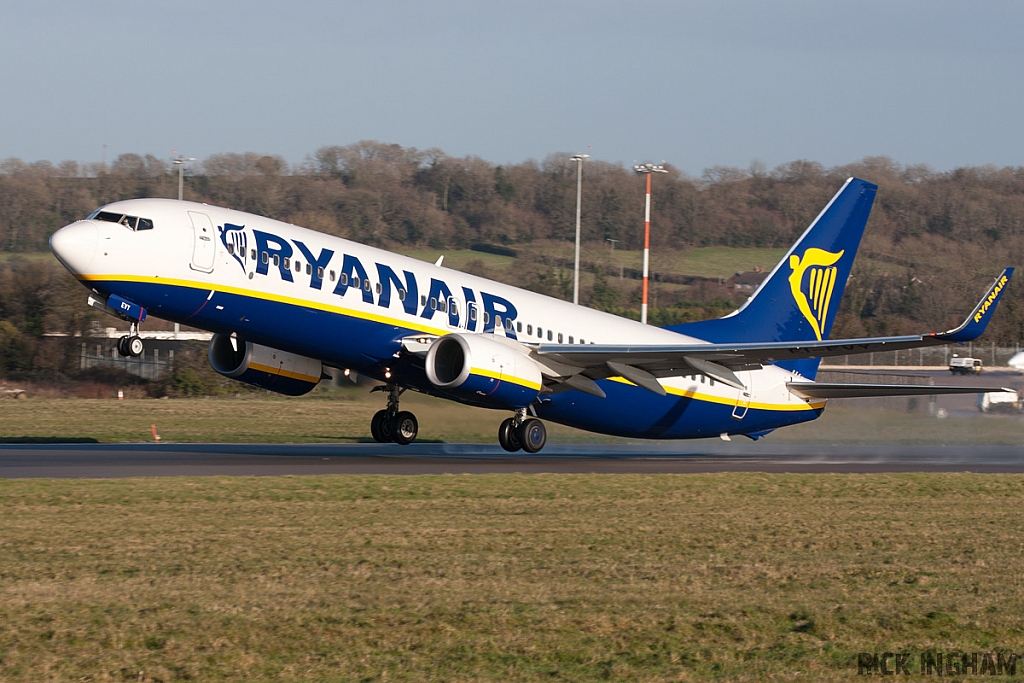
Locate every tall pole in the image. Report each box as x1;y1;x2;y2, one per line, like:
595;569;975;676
633;163;667;324
642;172;651;324
172;153;195;201
570;154;589;305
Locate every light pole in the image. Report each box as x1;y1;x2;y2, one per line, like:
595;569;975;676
570;154;589;305
172;152;195;201
633;163;668;324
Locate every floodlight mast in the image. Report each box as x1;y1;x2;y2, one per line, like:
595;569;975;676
570;154;589;305
172;152;196;201
633;163;668;324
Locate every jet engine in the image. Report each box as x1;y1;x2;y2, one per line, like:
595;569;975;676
208;333;323;396
424;333;543;408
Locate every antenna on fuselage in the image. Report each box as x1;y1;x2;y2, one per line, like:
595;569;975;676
434;255;444;267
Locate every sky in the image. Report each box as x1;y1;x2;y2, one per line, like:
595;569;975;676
2;0;1022;175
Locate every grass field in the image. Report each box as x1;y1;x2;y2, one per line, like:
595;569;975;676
1;393;1022;444
2;473;1023;681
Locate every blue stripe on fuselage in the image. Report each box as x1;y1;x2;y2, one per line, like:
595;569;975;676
91;278;821;439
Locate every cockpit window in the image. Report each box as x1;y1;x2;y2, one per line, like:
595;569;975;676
91;211;154;232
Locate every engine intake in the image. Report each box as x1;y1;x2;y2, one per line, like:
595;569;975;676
208;334;323;396
425;333;542;408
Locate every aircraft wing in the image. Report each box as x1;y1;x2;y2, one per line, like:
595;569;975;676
532;268;1013;394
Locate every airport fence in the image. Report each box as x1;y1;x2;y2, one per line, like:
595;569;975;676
829;343;1021;369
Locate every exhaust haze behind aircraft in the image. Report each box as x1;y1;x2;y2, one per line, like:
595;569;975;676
49;178;1014;452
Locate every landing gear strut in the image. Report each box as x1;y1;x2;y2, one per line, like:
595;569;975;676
498;408;547;453
117;322;144;358
370;384;418;446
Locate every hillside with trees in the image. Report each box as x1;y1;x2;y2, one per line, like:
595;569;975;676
2;142;1023;379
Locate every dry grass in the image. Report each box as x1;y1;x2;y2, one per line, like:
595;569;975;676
2;473;1024;681
1;393;1023;445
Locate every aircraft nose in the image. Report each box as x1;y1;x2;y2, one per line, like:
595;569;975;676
50;220;98;274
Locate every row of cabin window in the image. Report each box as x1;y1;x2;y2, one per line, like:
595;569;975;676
237;246;589;344
689;374;715;387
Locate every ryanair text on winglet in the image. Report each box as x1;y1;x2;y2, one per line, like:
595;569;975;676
974;274;1009;324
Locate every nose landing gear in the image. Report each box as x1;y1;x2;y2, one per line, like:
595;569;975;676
117;322;144;358
498;408;547;453
370;385;419;445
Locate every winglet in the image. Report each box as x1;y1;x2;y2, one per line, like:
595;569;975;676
936;268;1014;342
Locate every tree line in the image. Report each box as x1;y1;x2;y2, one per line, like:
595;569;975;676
1;143;1023;379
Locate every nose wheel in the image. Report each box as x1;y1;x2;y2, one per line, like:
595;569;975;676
498;410;547;453
369;385;418;445
116;323;144;358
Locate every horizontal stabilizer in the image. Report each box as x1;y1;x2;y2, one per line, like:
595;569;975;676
788;382;1013;399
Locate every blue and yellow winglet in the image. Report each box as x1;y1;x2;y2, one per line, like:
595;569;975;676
935;267;1014;342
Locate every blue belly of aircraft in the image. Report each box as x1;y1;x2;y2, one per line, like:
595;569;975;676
93;279;822;440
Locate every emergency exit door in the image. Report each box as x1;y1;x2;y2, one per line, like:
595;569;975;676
189;211;216;272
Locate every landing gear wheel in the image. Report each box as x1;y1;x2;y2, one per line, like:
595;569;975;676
498;417;522;452
128;335;144;357
391;411;418;446
370;409;390;443
518;418;547;454
117;335;130;357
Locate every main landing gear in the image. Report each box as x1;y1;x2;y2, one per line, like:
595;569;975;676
116;322;144;358
370;385;419;446
498;408;547;453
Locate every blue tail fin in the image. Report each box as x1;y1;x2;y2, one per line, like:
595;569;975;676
669;177;878;378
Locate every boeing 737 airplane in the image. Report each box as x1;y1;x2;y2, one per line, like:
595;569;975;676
49;178;1012;452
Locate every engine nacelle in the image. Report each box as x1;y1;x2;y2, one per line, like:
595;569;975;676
424;333;543;408
208;334;323;396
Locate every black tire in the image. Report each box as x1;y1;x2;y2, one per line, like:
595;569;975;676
117;336;130;357
391;411;418;446
370;409;390;443
128;336;144;357
517;418;547;454
498;417;521;452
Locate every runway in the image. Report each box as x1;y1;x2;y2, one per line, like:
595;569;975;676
4;441;1024;477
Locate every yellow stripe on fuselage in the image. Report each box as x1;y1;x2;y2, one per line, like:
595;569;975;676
607;377;824;412
248;362;321;384
471;366;543;392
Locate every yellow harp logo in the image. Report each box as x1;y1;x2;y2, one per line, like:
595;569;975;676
788;248;844;340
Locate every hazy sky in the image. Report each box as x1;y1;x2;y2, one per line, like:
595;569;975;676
2;0;1021;174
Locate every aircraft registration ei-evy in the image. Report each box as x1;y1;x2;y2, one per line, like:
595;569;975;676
49;177;1014;452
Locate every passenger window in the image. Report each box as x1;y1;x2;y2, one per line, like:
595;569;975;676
527;324;533;335
308;264;313;276
317;266;324;279
363;279;371;292
470;307;477;321
484;312;490;325
251;249;257;260
137;218;154;231
710;378;715;386
294;260;301;272
701;375;705;384
537;327;543;338
568;336;574;344
341;273;349;286
517;322;523;333
430;297;437;310
495;315;502;329
375;282;382;295
506;318;513;331
329;270;335;281
398;288;406;301
227;244;234;255
558;333;563;343
283;257;290;269
439;299;446;312
273;255;280;267
580;339;584;344
420;295;426;306
547;330;553;341
262;252;269;264
352;276;360;288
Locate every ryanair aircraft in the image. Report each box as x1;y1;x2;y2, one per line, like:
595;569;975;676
49;178;1012;452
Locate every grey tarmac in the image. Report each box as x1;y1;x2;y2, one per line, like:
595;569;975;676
3;441;1024;477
